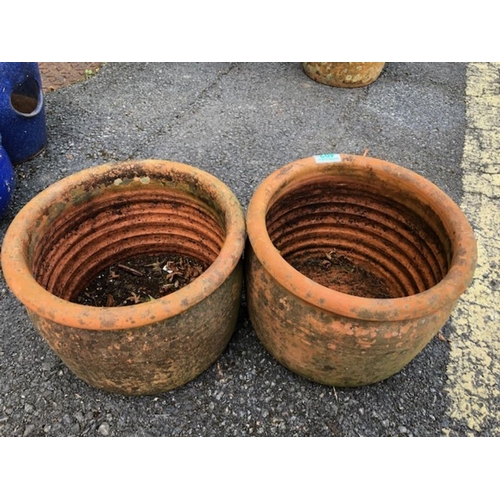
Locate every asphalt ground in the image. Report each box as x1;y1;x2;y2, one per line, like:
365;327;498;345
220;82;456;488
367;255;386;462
0;62;498;438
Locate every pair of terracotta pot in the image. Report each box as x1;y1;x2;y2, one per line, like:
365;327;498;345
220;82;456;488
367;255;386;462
1;156;477;395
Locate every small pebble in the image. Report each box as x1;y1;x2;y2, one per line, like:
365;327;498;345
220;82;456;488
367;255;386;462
98;422;110;436
23;424;36;437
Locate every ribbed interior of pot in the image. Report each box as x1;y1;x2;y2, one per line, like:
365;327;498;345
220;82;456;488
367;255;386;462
30;186;226;302
266;176;452;299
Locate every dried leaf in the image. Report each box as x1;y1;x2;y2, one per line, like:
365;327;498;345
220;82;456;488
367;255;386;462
108;269;120;279
124;291;141;304
437;332;449;343
117;263;144;277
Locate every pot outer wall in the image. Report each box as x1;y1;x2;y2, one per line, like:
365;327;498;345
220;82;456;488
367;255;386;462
29;264;242;396
246;246;454;387
302;62;385;88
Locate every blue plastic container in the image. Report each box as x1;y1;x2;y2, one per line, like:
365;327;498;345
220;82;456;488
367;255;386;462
0;62;47;165
0;133;15;217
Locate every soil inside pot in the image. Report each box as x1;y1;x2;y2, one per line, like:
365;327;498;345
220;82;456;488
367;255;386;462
74;253;208;307
290;250;394;299
11;94;39;114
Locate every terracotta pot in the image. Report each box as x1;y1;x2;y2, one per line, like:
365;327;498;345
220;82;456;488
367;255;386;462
1;160;246;395
302;62;385;88
246;154;477;386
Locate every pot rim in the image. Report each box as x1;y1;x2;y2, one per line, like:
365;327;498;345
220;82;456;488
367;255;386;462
246;154;477;322
1;159;246;330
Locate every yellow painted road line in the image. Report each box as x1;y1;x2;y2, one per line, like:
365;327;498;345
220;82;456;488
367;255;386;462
445;62;500;436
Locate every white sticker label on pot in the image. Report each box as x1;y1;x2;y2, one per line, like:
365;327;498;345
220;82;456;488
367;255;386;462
314;153;341;163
